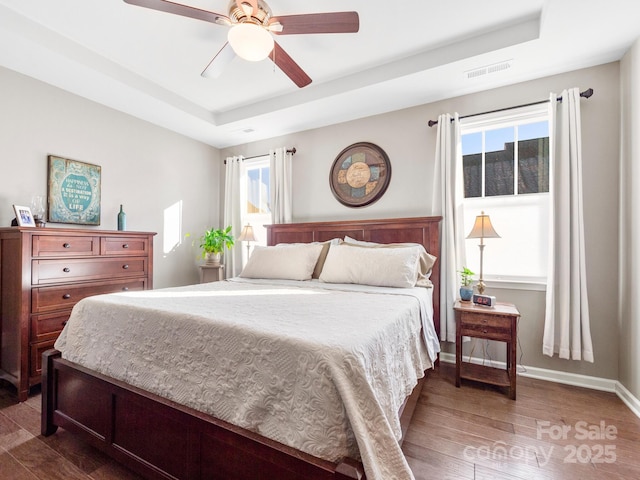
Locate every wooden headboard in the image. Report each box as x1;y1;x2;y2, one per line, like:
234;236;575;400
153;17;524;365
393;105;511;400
266;216;442;340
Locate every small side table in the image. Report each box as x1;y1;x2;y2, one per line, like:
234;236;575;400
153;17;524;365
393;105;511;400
454;300;520;399
199;264;224;283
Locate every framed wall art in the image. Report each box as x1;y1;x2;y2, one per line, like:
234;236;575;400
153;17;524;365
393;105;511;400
47;155;101;225
13;205;36;227
329;142;391;207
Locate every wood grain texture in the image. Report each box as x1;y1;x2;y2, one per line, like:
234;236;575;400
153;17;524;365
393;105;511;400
3;363;640;479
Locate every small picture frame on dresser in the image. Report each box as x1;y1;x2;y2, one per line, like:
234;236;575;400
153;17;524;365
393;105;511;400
13;205;36;227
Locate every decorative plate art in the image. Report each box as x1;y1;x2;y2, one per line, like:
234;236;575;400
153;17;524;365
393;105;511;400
47;155;101;225
329;142;391;207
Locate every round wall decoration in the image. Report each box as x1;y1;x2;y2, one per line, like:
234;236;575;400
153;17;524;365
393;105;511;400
329;142;391;207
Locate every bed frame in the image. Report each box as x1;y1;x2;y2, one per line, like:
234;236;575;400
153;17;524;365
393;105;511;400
41;216;441;480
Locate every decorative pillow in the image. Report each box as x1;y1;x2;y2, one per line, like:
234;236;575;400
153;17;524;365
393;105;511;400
275;239;340;279
343;236;437;286
239;244;324;281
319;244;421;288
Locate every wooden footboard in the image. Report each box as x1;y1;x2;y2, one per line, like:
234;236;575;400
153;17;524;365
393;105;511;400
42;349;366;480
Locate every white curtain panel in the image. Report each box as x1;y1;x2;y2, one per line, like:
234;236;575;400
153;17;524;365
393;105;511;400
223;156;244;278
431;113;466;342
270;147;293;224
543;89;594;362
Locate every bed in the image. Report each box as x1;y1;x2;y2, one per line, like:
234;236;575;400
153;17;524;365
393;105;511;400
41;216;441;480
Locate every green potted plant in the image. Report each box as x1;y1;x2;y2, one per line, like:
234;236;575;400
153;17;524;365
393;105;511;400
199;226;234;265
459;266;475;301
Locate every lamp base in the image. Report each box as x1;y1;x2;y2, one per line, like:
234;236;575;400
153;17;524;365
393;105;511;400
477;280;486;295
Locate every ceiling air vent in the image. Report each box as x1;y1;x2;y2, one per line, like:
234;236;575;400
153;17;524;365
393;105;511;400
465;60;513;80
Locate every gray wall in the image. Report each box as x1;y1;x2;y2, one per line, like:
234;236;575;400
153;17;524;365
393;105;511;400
0;66;221;288
221;62;621;381
620;40;640;399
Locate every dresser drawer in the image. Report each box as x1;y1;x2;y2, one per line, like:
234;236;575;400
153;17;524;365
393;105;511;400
101;236;150;256
32;235;99;257
30;340;55;378
32;278;147;313
30;312;70;343
32;257;147;285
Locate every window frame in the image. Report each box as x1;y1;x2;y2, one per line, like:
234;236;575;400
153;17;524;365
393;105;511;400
459;103;550;290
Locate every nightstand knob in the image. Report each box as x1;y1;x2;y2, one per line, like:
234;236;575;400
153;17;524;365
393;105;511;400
62;294;71;299
482;329;488;334
63;243;71;248
122;264;129;269
122;243;129;249
63;267;70;273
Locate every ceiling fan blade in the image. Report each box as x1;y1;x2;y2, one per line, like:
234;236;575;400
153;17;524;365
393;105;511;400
123;0;230;26
270;41;312;88
269;12;359;35
201;42;236;79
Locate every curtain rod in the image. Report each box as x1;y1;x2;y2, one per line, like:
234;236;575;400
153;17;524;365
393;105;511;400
427;88;594;127
224;148;296;164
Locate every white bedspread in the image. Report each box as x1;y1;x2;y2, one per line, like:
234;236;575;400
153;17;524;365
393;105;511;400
55;278;440;480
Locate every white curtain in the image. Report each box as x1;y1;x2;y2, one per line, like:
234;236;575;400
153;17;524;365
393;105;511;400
431;113;466;342
543;89;594;362
223;156;244;278
270;147;293;224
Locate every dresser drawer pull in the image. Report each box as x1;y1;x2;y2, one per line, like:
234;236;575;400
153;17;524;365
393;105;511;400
63;267;71;273
63;243;71;248
62;294;71;299
122;287;129;291
122;243;129;249
122;264;129;270
482;329;488;334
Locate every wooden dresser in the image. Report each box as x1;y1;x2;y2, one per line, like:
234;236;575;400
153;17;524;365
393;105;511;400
0;227;155;401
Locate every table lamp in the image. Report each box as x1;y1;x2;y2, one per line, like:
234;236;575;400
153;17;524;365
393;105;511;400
466;211;500;294
237;224;257;258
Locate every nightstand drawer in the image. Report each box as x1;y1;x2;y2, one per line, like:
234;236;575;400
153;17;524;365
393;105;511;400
461;325;512;342
460;312;512;329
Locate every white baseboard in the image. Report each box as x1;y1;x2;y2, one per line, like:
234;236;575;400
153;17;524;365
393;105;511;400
439;352;640;419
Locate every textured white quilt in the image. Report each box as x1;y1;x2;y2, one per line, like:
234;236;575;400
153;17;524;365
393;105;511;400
55;278;439;480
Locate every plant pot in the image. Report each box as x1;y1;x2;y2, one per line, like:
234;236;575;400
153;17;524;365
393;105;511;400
205;252;221;266
460;286;474;302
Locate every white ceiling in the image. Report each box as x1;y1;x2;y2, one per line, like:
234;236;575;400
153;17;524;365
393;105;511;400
1;0;639;149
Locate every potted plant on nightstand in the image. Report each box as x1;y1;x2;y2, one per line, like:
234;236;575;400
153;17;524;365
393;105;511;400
459;267;475;301
199;226;234;266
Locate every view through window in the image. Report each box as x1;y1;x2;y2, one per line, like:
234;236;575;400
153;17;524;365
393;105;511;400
460;105;550;284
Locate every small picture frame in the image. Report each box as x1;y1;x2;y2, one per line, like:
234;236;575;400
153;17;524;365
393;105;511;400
13;205;36;227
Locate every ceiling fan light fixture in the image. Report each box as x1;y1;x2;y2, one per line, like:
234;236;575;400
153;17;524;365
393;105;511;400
227;23;274;61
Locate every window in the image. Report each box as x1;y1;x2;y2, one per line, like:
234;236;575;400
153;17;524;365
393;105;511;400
242;156;270;253
460;104;550;284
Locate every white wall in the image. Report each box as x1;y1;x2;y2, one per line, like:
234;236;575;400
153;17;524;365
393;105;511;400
0;66;221;288
620;40;640;399
220;62;621;380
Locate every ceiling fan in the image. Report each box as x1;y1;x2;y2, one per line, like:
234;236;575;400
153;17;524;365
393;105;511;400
123;0;360;88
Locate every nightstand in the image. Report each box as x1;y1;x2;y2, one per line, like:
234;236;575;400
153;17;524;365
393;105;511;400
199;264;224;283
454;300;520;399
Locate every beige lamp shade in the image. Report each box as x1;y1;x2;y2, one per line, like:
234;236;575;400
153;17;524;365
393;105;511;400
237;224;257;242
466;212;501;239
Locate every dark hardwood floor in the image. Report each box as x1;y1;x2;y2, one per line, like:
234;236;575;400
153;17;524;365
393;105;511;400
1;363;639;479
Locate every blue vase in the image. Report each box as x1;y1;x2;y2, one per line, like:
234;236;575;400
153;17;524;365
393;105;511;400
117;205;126;231
460;286;473;301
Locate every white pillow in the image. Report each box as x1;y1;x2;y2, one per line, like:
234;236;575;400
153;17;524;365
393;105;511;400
319;244;421;288
276;239;340;278
239;244;323;281
343;236;436;286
